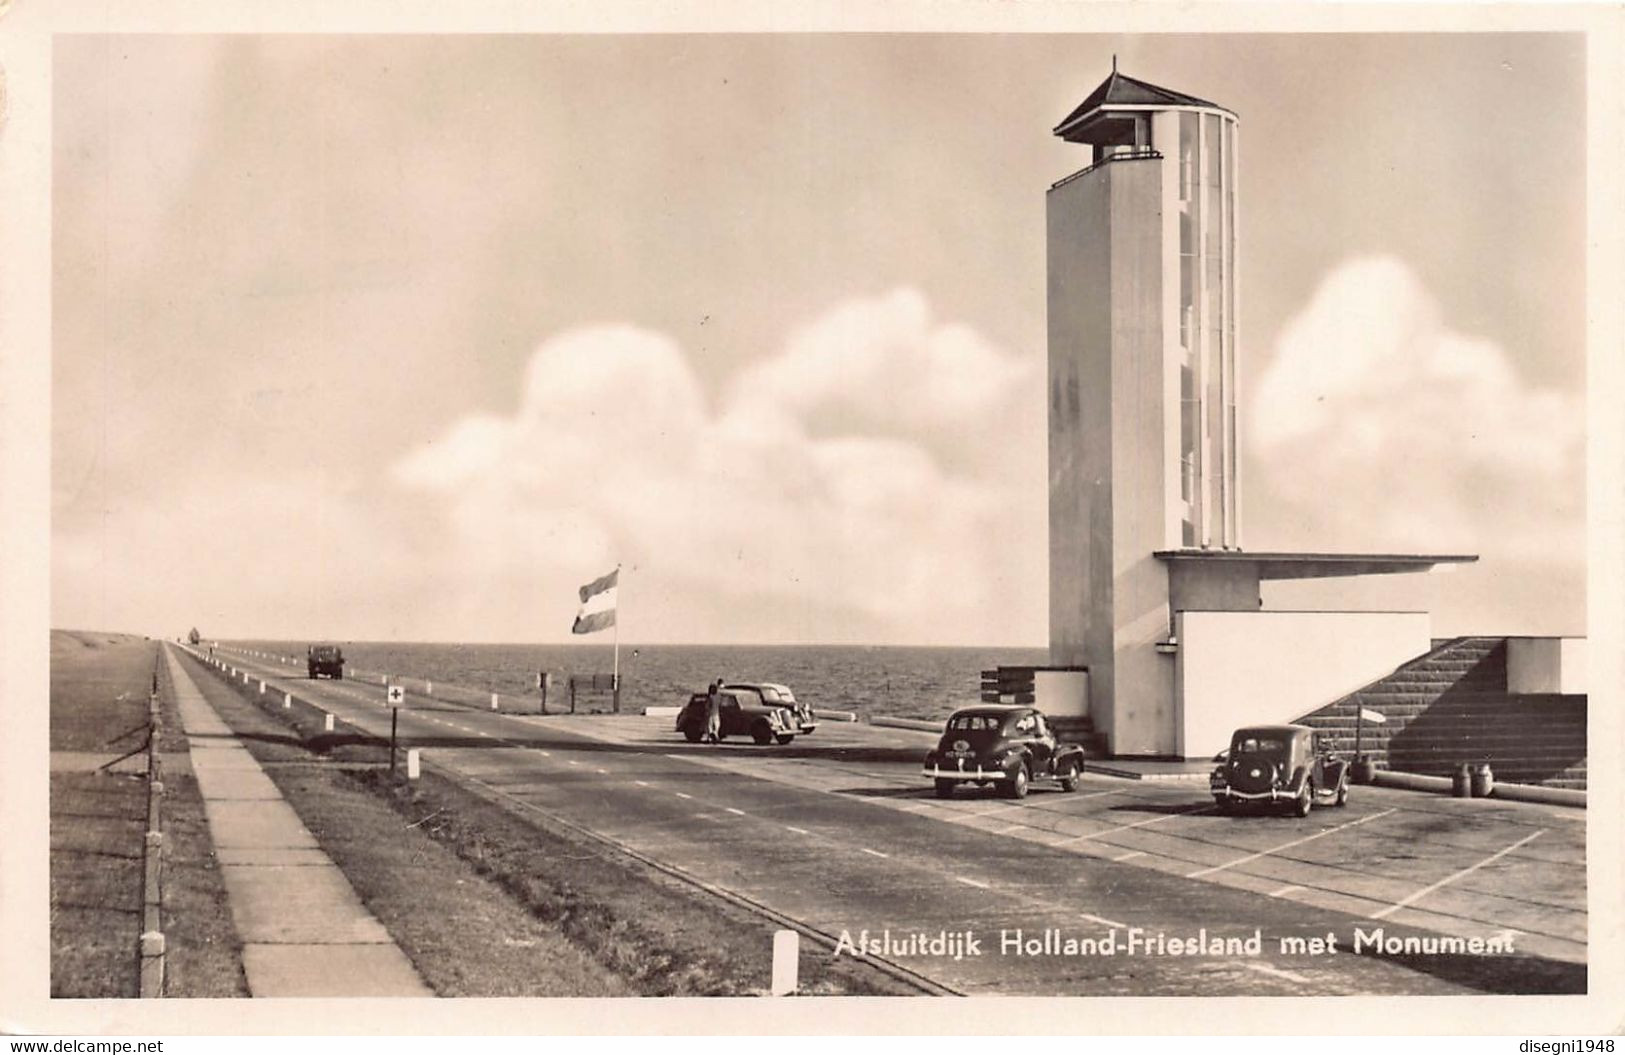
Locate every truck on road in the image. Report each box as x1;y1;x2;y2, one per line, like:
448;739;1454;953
307;644;345;680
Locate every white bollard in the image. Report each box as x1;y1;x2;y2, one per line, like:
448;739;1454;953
406;749;420;780
771;930;799;996
426;681;433;695
283;692;292;709
259;680;266;694
491;693;499;710
324;713;335;733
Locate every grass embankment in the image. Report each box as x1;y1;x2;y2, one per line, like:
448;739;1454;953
50;631;248;998
187;652;914;996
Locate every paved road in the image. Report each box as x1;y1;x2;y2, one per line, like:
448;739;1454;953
195;645;1587;996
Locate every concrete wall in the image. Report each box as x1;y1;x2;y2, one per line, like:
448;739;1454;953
1034;670;1089;718
1174;610;1431;759
1049;158;1175;755
1507;637;1588;696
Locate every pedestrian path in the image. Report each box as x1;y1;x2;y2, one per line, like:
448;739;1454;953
163;646;432;997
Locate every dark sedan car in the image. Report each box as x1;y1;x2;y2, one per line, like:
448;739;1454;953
923;705;1086;799
1210;724;1349;816
675;687;802;745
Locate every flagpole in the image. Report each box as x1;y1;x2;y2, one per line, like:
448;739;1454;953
612;563;622;690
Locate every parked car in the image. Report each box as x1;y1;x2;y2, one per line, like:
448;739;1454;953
306;644;345;680
676;686;802;745
724;682;817;734
1210;724;1348;816
922;705;1086;799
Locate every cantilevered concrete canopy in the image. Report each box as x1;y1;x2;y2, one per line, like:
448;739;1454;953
1154;549;1478;582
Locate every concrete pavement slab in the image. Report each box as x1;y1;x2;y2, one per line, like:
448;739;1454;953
217;847;337;867
192;765;283;801
219;864;394;943
201;799;322;850
240;943;432;998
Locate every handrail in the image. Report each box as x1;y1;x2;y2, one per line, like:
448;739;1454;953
1050;148;1163;191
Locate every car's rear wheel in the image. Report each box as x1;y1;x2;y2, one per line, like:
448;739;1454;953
682;726;703;743
1293;784;1313;817
1004;766;1029;799
1057;759;1081;792
775;734;794;745
934;779;956;799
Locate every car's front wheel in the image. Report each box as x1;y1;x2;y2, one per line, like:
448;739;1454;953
775;734;794;745
934;779;956;799
1293;784;1313;817
1004;766;1029;799
1213;795;1233;814
752;723;774;745
682;726;703;743
1335;780;1349;807
1057;759;1081;792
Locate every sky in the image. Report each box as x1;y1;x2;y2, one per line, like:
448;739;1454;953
51;32;1587;645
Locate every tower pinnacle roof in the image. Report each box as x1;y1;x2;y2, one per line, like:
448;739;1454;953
1053;69;1230;142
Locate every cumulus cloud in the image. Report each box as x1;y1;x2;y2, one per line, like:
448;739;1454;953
1251;256;1583;564
391;290;1044;644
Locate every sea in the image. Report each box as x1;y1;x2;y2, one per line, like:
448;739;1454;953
226;640;1048;723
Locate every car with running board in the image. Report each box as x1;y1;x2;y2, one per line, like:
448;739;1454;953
922;705;1086;799
675;684;807;745
1210;723;1349;816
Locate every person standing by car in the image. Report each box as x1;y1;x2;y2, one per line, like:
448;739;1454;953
705;678;724;744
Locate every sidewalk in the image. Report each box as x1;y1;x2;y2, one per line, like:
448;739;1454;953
163;646;432;997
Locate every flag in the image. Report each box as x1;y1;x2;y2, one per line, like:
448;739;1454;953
572;567;618;635
1358;707;1387;724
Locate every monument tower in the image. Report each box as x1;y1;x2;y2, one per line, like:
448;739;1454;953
1047;67;1472;757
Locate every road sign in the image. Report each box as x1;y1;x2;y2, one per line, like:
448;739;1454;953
387;685;405;704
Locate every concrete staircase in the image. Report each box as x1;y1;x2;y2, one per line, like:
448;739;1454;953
1294;637;1587;790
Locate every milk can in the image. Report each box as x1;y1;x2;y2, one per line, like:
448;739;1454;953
1470;762;1495;798
1451;763;1472;798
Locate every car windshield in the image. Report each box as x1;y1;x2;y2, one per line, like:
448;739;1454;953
1234;736;1287;754
948;715;1002;732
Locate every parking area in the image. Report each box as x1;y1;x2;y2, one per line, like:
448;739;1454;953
559;713;1586;965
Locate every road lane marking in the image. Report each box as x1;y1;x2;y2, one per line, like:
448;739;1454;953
634;780;650;787
1370;829;1546;920
1080;913;1129;929
725;807;746;815
596;768;609;774
1270;884;1304;898
1185;808;1397;879
1059;804;1215;843
859;848;889;858
954;876;990;889
1244;962;1309;984
675;792;692;800
568;760;581;766
785;826;809;834
1113;850;1145;862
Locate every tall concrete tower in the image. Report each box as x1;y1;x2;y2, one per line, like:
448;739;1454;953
1048;68;1242;754
1047;67;1474;759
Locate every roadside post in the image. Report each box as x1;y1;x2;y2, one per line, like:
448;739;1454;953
771;930;799;996
390;707;399;773
324;713;335;733
491;692;499;710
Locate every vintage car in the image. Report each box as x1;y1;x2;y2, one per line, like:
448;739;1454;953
306;644;345;680
676;685;804;745
922;705;1086;799
724;682;817;734
1210;724;1349;816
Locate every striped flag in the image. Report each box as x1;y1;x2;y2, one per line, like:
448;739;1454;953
571;568;618;635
